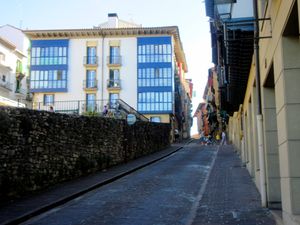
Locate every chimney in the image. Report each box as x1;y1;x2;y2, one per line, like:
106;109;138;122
107;13;119;28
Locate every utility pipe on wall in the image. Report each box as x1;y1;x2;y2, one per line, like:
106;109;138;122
101;35;105;109
253;0;267;207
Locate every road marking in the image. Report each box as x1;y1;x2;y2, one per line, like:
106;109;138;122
185;145;220;225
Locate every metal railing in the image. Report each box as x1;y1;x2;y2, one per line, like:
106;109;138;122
33;98;149;121
107;56;122;66
33;99;109;115
117;99;149;122
107;79;121;88
83;56;98;65
83;79;98;89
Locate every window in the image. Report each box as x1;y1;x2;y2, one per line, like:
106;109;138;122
87;47;97;64
30;70;67;90
108;69;120;87
137;43;172;63
109;69;120;80
155;68;160;77
109;46;120;64
86;93;96;112
31;46;67;66
57;70;62;80
137;37;173;113
86;70;96;88
30;40;68;92
44;94;54;106
138;91;172;112
150;117;161;123
137;68;172;87
109;93;119;109
16;60;22;73
2;75;6;82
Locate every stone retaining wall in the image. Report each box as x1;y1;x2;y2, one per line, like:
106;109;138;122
0;106;170;199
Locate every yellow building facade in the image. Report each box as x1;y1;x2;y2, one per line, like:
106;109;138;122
228;1;300;224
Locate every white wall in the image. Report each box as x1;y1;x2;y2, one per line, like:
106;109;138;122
0;40;27;106
0;25;30;54
102;37;137;109
0;44;16;97
0;25;30;106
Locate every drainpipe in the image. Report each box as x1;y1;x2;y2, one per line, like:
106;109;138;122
253;0;267;207
101;35;105;109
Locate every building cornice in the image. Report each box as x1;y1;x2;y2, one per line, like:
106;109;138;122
24;26;188;72
0;36;16;50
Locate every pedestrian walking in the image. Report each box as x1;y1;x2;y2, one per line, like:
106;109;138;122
49;105;54;112
221;130;227;145
102;105;108;116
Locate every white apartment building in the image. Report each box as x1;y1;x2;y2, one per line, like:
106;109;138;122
24;14;189;125
0;25;30;107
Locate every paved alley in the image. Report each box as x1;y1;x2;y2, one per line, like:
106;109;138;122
0;142;276;225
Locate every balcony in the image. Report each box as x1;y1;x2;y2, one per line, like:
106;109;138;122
83;56;98;67
107;79;121;91
107;56;122;67
83;79;98;91
15;88;27;96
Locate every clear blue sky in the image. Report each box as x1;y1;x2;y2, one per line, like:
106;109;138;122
1;0;213;134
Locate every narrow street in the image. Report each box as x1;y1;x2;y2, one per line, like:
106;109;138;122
23;142;217;225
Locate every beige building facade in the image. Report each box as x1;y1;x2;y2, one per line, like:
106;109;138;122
228;1;300;224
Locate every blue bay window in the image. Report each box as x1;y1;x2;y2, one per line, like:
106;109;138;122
137;36;173;113
30;40;69;92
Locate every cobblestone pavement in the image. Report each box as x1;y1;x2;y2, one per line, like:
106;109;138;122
191;144;276;225
1;142;277;225
22;142;217;225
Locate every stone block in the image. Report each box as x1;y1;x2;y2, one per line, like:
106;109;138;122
281;177;292;214
263;108;278;131
266;154;280;178
291;178;300;214
286;140;300;178
267;177;281;203
279;141;289;178
262;87;276;108
277;107;288;145
273;40;283;83
283;69;300;104
264;130;279;154
285;104;300;140
282;37;300;70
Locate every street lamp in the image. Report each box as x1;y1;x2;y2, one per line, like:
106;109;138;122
215;0;236;20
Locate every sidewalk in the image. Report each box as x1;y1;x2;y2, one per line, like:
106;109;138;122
191;144;276;225
0;143;187;225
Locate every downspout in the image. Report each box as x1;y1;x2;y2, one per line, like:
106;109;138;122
253;0;267;207
101;34;105;110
